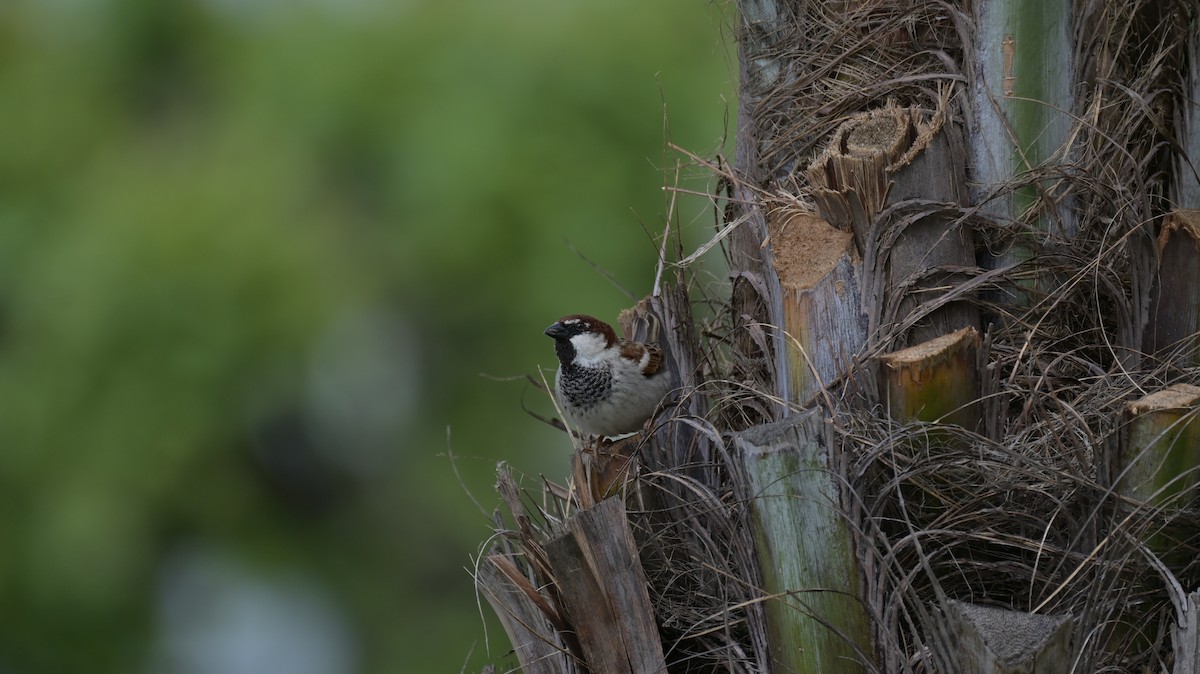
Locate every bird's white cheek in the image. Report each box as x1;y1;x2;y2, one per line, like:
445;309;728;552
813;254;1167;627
569;333;611;365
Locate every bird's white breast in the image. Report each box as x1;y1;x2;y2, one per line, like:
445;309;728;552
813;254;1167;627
555;357;671;437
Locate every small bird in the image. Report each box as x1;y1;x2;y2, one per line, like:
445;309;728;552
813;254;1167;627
544;314;672;437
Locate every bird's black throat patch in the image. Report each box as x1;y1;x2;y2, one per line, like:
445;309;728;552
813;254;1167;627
553;339;576;368
559;363;612;410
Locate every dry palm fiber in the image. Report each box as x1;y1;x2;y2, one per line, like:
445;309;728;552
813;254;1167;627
475;0;1200;672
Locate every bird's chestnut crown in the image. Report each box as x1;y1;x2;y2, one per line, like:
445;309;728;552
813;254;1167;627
544;315;616;346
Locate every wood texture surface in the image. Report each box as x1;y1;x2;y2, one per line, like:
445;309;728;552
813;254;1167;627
879;326;981;430
735;410;872;673
1146;210;1200;363
544;497;666;674
476;552;580;674
944;601;1073;674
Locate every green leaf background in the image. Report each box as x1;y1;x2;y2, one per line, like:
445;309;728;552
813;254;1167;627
0;1;732;671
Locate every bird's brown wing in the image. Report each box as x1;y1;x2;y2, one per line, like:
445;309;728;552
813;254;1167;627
620;340;665;377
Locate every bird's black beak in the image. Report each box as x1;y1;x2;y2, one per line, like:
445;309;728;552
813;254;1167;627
544;322;568;339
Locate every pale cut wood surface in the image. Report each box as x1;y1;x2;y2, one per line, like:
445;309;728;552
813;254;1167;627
769;212;867;404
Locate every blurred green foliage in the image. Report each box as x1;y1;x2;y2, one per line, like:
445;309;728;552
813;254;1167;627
0;0;732;672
